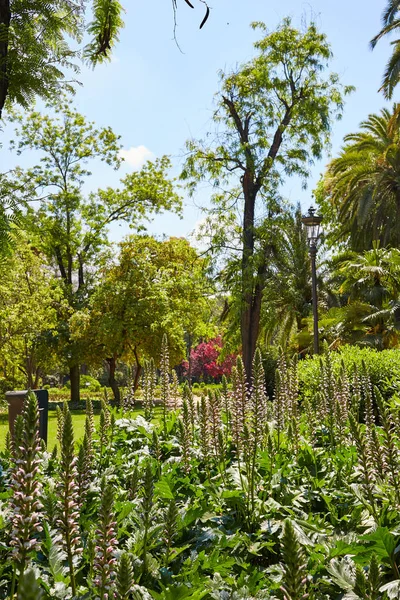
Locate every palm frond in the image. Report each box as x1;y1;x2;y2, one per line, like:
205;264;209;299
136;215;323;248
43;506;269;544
379;40;400;98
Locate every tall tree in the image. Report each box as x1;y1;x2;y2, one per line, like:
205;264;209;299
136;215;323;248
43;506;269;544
371;0;400;99
322;105;400;251
8;102;181;401
182;18;350;379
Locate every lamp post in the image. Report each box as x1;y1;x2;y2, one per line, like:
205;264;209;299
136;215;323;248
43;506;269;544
301;207;323;355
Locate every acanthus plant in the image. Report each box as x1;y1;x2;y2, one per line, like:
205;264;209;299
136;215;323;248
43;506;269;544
57;404;82;596
93;477;119;599
160;333;171;434
142;358;157;421
116;552;134;599
231;355;249;452
170;370;180;411
8;391;43;596
3;345;400;597
280;519;309;600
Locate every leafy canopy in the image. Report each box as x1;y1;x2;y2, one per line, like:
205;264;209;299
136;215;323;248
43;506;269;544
321;105;400;250
182;18;352;199
72;235;212;368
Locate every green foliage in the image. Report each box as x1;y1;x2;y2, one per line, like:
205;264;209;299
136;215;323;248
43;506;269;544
84;0;125;66
3;350;400;597
3;102;181;401
315;243;400;350
298;345;400;400
0;232;63;389
65;375;102;393
117;552;134;599
280;520;308;600
0;0;125;117
72;235;210;376
0;1;81;116
259;207;312;349
182;18;352;376
371;1;400;98
321;105;400;249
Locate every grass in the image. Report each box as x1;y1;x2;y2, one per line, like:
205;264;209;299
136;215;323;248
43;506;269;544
0;405;161;451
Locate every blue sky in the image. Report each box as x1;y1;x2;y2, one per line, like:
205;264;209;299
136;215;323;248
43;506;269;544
1;0;393;242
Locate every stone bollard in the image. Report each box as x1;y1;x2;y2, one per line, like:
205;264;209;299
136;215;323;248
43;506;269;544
6;389;49;445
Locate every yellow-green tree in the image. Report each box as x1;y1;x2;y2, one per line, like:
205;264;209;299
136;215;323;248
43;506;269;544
72;235;212;402
0;233;63;389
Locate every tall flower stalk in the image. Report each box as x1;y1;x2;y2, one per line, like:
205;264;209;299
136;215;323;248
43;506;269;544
231;356;248;452
163;499;179;567
349;412;378;520
170;370;180;411
179;399;192;474
280;520;309;600
182;382;196;437
375;388;400;504
9;391;43;596
160;333;171;434
208;390;222;458
140;463;154;576
248;348;267;517
57;406;82;596
221;374;231;444
143;358;156;421
116;552;134;599
93;478;119;599
199;394;211;472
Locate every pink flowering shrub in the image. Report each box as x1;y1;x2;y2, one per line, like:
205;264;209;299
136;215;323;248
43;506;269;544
182;336;237;381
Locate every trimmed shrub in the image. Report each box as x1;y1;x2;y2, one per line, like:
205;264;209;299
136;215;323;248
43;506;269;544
298;345;400;400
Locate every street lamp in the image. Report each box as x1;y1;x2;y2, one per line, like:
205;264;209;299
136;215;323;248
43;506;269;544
301;206;323;355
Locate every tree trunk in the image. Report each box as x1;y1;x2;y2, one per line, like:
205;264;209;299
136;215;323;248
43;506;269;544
222;97;293;381
132;347;142;393
106;355;120;405
33;368;40;389
70;364;80;404
26;363;34;389
241;183;258;380
0;0;10;117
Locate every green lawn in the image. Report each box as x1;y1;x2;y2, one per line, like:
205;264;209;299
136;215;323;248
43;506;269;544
0;405;160;451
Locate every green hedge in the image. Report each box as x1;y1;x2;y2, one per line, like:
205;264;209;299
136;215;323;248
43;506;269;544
298;345;400;400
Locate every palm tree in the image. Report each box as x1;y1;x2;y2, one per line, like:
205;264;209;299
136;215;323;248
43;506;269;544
371;0;400;99
325;106;400;250
260;207;314;347
323;243;400;348
337;243;400;308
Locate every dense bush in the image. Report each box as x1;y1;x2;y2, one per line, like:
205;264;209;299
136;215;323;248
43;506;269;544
298;345;400;400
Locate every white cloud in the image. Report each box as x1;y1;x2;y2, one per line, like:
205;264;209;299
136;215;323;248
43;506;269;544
119;145;154;170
